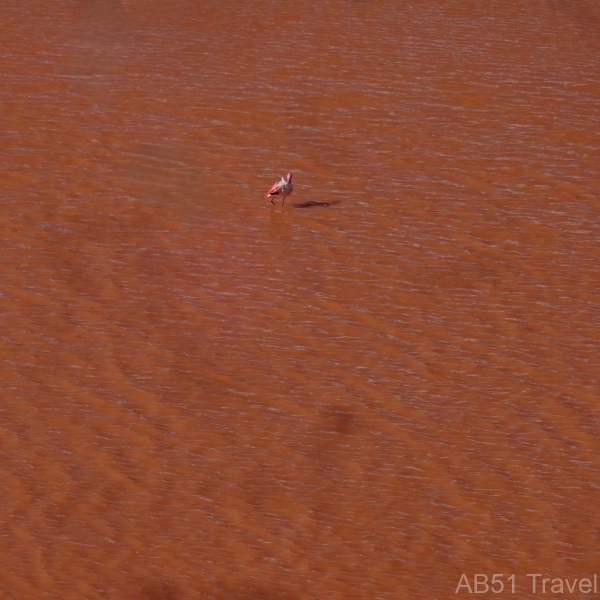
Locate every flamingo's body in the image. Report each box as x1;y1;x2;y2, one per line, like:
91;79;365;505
265;172;293;205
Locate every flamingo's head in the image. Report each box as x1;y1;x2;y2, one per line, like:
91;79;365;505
286;172;293;182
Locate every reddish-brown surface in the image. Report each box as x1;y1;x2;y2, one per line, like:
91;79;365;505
1;1;599;598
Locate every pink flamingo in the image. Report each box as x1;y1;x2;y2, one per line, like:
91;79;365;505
265;172;293;205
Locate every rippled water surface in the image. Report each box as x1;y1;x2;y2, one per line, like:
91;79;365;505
1;1;599;598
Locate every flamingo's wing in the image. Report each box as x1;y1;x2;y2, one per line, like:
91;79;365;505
265;181;283;198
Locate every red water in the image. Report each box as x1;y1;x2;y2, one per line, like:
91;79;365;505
1;1;599;598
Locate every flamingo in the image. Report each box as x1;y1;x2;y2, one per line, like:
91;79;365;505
265;172;293;205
